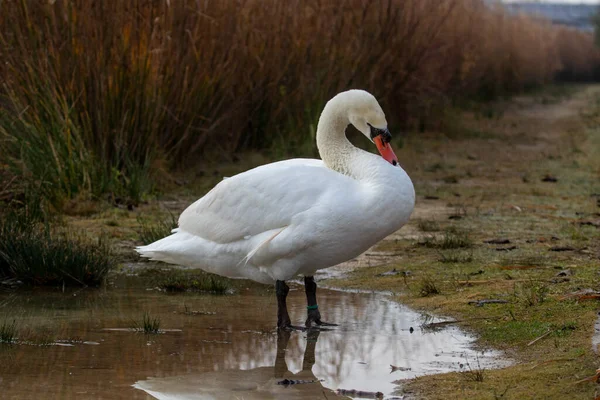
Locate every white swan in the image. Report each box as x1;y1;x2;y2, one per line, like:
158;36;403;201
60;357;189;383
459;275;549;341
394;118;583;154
136;90;415;329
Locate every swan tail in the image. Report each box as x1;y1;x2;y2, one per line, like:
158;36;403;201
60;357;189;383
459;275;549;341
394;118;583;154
135;230;201;266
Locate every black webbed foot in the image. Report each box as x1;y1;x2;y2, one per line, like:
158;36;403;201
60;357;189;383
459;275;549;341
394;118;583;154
305;308;338;329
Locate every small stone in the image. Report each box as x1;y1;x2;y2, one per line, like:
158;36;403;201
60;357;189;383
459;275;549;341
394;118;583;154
377;269;400;277
484;238;511;244
549;246;575;252
556;269;573;277
496;246;517;252
579;220;600;228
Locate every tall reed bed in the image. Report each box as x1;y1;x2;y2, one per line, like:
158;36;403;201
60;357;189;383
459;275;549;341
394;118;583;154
0;0;598;206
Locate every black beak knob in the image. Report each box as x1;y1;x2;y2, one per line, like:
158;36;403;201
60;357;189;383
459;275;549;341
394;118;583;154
368;123;392;143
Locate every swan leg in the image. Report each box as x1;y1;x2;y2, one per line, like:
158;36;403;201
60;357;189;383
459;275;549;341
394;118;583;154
304;276;338;328
276;280;292;329
276;280;305;331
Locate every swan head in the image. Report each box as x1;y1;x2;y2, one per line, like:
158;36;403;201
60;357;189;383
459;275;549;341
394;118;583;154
344;90;399;166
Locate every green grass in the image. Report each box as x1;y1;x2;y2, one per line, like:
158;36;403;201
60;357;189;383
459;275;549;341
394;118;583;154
156;271;231;294
133;313;161;334
0;213;113;287
480;320;551;344
0;320;17;344
137;213;178;245
420;228;473;250
513;280;549;307
438;250;473;263
0;86;153;209
497;254;552;268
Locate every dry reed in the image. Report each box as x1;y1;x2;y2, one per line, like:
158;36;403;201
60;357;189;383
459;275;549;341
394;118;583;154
0;0;597;205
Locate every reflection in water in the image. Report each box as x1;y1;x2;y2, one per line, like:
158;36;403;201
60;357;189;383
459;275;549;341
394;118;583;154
134;330;339;399
135;291;509;399
0;284;510;399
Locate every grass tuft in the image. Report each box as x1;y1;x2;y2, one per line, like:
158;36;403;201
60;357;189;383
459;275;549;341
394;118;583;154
420;228;473;249
133;313;161;334
514;280;549;307
440;229;473;249
498;254;551;267
417;220;441;232
156;271;231;294
418;276;441;297
0;320;17;344
0;213;113;287
460;356;485;382
438;250;473;263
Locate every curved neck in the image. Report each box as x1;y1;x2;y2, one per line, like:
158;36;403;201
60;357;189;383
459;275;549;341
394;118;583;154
316;101;360;177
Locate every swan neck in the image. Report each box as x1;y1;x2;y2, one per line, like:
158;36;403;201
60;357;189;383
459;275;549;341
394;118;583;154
316;103;356;175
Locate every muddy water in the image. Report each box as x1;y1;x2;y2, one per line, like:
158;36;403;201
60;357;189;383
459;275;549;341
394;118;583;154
0;283;508;399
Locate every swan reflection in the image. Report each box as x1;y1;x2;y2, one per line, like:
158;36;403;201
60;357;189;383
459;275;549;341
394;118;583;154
134;329;342;399
134;292;507;399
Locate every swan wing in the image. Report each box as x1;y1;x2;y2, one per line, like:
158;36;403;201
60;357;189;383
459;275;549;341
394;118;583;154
178;159;354;245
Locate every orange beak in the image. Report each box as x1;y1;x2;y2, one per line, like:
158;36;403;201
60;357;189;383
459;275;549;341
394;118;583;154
374;135;398;166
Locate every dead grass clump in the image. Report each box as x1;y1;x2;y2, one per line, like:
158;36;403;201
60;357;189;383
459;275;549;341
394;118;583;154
418;276;441;297
514;280;549;307
418;220;441;232
498;254;552;268
460;356;485;382
438;250;473;264
441;229;473;249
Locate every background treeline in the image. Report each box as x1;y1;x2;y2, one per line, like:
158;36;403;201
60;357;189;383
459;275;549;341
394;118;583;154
1;0;599;208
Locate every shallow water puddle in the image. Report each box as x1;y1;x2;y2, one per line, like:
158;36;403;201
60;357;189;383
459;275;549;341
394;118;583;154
0;286;509;399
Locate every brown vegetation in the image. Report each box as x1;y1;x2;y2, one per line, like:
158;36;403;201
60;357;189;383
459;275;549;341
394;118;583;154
0;0;598;206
